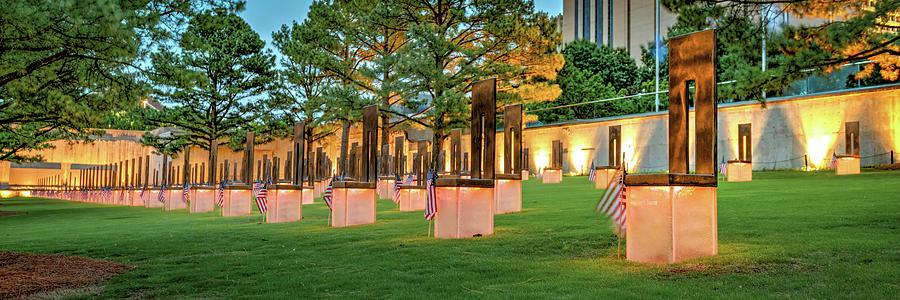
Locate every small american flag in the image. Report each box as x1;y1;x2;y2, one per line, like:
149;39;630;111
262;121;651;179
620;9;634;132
323;177;335;210
252;182;260;199
392;173;402;204
404;173;413;185
103;187;111;202
182;183;191;204
215;183;225;207
830;152;838;169
596;172;626;237
720;160;727;177
139;186;147;205
588;161;596;182
255;182;268;214
424;171;437;221
157;186;166;204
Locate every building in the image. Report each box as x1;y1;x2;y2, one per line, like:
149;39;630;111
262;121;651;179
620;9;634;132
561;0;678;63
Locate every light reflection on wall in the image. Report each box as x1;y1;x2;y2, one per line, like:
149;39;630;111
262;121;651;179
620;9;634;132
621;124;638;173
570;147;586;175
806;134;836;169
534;151;549;174
799;107;843;169
624;143;637;173
893;109;900;153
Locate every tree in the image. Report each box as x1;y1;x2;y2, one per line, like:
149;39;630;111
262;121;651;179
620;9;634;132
389;0;550;170
270;22;341;169
101;103;160;131
144;8;275;183
292;0;377;177
663;0;900;101
0;0;240;162
530;40;648;123
495;11;564;123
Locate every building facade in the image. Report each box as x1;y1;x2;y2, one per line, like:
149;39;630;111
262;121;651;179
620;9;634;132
561;0;678;63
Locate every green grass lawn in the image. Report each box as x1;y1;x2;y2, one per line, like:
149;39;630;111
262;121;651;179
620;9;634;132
2;170;899;298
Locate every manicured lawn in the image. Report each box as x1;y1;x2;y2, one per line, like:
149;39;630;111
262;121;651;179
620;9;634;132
1;170;898;298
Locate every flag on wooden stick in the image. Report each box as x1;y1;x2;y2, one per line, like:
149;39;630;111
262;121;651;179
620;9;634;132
404;173;413;185
424;171;437;221
595;172;626;237
323;177;335;210
157;186;166;204
392;173;402;204
720;160;727;178
139;185;147;205
215;183;225;207
830;152;838;169
588;161;596;182
182;183;191;204
255;182;268;214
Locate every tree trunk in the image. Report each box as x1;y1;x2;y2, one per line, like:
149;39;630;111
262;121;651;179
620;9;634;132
380;95;392;176
208;139;217;186
307;138;314;187
431;129;444;172
339;120;349;178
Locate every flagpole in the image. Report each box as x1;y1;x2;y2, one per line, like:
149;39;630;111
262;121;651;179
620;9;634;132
617;234;621;259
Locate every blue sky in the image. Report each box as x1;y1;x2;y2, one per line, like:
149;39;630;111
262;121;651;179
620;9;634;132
239;0;562;51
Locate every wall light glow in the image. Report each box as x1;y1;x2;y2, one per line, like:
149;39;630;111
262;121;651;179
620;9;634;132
807;134;836;169
534;151;549;174
571;147;587;175
798;105;844;170
624;143;637;173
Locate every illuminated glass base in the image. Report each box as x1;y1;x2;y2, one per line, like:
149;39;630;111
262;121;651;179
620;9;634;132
378;179;396;200
493;179;521;214
190;189;215;213
267;188;302;223
302;188;314;204
542;169;562;184
726;162;752;182
164;187;188;211
223;189;252;217
593;169;622;189
398;187;425;211
626;186;718;264
331;187;376;227
836;157;860;175
146;189;164;208
434;186;494;239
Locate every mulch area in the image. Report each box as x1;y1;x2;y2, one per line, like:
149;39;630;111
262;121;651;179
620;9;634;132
0;252;129;299
0;211;24;217
874;163;900;170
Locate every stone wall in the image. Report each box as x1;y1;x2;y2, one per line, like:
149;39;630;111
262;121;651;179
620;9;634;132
5;84;898;188
519;84;900;174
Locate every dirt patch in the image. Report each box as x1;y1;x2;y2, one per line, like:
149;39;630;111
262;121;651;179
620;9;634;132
0;252;129;299
874;163;900;170
0;211;24;217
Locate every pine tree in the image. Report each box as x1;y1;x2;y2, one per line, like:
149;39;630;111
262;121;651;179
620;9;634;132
143;8;275;183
